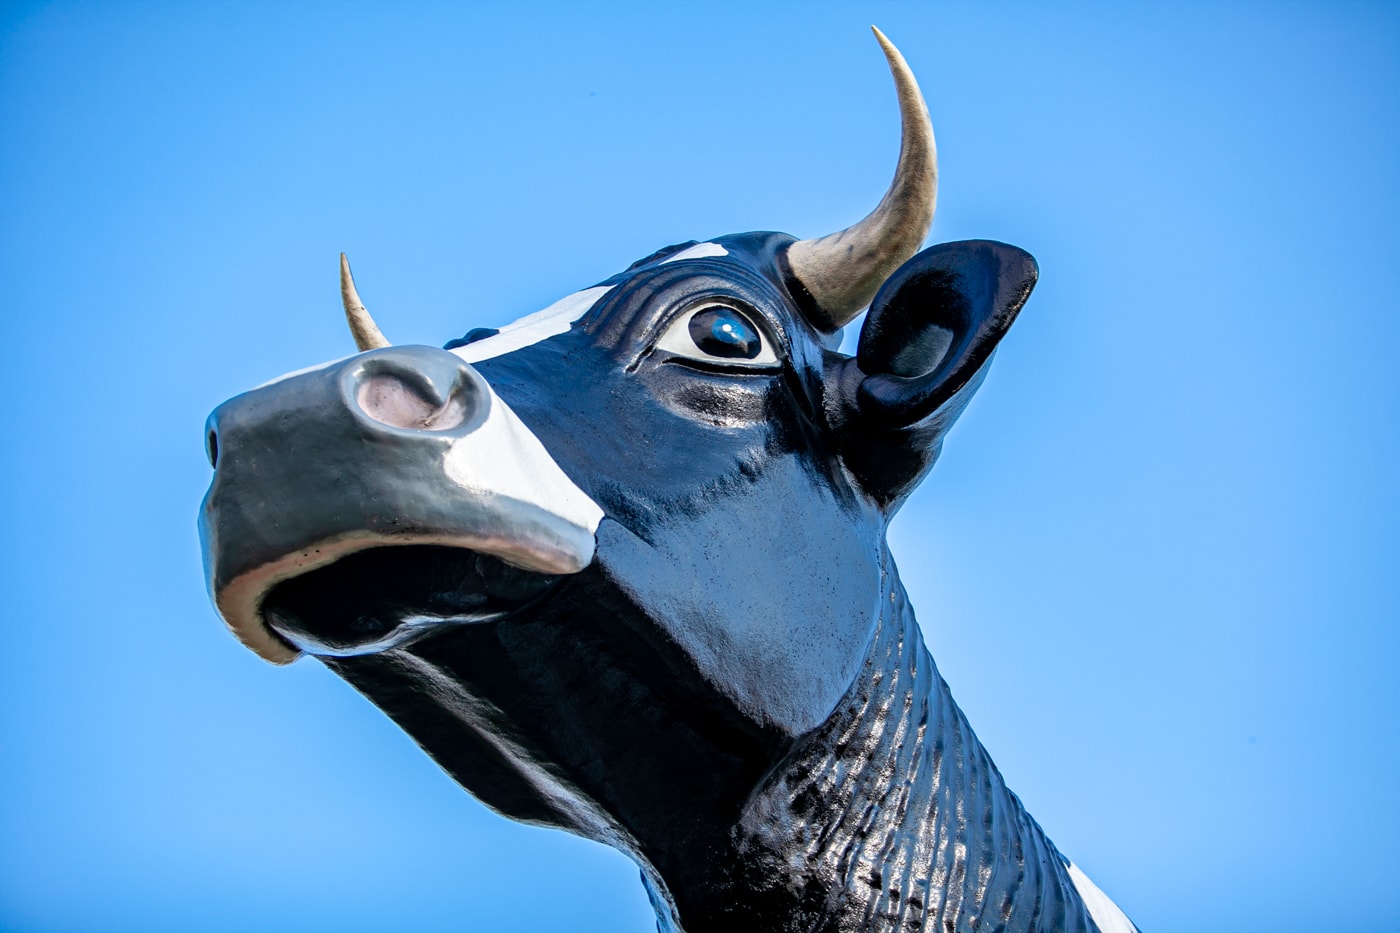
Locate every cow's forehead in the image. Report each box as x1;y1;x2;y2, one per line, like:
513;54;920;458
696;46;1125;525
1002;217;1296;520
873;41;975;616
449;285;615;364
448;230;834;367
656;242;730;265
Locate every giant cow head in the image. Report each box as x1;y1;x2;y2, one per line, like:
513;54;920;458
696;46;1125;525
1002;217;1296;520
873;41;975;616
197;29;1103;933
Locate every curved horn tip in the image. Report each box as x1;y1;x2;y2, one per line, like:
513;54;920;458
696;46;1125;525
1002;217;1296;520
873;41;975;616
340;252;391;352
869;27;914;89
784;26;938;331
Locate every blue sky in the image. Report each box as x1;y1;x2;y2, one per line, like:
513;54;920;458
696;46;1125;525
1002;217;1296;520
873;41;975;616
1;2;1397;931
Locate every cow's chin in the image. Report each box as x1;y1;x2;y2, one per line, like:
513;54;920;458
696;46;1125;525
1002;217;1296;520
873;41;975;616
260;544;560;657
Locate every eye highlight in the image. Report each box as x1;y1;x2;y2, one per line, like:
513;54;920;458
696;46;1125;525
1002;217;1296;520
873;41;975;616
654;303;780;368
689;307;761;359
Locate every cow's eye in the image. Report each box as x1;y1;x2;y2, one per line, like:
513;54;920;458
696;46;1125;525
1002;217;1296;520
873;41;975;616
654;303;779;367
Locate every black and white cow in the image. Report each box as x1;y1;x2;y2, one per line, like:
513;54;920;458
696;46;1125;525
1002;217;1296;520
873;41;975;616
200;30;1138;933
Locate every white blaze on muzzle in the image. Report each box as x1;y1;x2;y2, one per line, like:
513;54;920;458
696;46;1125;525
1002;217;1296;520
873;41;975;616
441;377;605;548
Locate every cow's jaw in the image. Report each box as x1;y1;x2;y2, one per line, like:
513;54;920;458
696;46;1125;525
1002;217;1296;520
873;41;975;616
260;544;562;656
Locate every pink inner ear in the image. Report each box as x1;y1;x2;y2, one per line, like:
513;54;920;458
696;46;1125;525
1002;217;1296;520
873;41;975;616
357;373;470;432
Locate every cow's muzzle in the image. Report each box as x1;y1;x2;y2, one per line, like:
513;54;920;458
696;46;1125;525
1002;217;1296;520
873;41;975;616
199;346;603;664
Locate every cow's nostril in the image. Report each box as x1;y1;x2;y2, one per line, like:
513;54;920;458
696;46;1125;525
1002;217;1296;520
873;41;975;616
347;347;486;435
206;429;219;469
356;372;471;432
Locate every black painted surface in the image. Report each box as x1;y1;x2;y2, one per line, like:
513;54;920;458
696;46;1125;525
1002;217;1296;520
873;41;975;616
202;237;1134;932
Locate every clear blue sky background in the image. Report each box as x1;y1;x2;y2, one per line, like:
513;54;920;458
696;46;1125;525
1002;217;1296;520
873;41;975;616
2;3;1397;931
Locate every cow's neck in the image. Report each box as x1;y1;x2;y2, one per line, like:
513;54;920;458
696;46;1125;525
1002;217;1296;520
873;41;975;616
646;560;1097;933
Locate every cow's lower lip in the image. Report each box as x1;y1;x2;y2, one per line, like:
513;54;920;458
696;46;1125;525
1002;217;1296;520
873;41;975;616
261;544;560;657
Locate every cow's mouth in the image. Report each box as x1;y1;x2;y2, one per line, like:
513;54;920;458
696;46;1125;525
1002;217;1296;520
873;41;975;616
260;545;560;657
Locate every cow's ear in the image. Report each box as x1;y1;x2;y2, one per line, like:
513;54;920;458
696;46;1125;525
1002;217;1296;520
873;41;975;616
836;240;1037;505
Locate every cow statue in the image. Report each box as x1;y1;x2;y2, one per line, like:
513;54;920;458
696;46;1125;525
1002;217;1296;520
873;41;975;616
200;28;1139;933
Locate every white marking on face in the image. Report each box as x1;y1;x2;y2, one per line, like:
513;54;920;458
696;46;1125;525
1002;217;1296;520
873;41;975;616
449;285;614;363
659;242;729;264
442;378;605;559
1066;862;1138;933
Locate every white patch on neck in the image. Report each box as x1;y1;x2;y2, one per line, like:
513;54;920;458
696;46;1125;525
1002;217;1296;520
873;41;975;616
1066;862;1138;933
449;285;614;364
659;242;729;264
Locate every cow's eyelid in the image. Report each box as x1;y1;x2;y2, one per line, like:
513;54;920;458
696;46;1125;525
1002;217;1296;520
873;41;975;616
651;302;784;369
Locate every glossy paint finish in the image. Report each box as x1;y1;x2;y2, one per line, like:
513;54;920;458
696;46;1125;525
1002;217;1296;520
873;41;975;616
202;229;1138;930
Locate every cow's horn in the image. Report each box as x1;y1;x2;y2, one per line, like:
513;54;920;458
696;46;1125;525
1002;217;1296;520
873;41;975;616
340;252;391;351
785;27;937;330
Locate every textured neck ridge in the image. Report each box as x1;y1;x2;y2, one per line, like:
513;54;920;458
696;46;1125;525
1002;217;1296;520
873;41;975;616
712;565;1098;933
